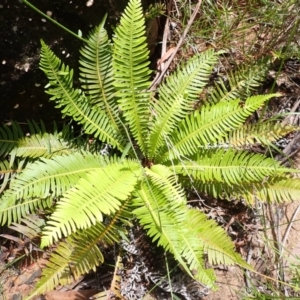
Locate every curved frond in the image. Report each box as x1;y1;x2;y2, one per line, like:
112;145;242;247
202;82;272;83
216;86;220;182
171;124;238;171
66;199;132;277
158;93;280;161
225;121;298;148
185;208;250;268
148;49;219;158
12;133;72;160
184;176;300;204
206;58;269;104
132;165;218;288
40;40;124;151
112;0;152;154
25;241;74;300
28;200;132;299
249;177;300;204
0;121;24;158
79;15;122;133
9;214;44;239
41;160;141;247
169;149;296;185
0;159;25;194
0;152;107;225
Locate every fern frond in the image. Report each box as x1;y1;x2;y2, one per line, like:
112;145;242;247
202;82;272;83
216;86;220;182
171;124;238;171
169;149;296;185
79;15;122;134
0;152;107;225
41;160;141;247
159;93;280;161
9;214;44;240
184;208;250;269
25;241;74;300
40;40;124;151
66;200;131;277
28;201;131;299
184;176;300;204
0;160;15;193
207;58;269;104
148;49;219;158
12;133;72;159
247;177;300;204
132;166;219;288
0;121;24;158
112;0;152;154
0;158;26;194
226;121;298;148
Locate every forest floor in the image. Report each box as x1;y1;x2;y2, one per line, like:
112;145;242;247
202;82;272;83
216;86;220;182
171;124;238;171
1;0;300;299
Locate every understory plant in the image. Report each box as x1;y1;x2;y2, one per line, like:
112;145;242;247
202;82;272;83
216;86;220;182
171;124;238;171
1;0;300;298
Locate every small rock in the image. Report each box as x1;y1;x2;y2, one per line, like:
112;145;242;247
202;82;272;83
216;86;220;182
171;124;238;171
86;0;94;7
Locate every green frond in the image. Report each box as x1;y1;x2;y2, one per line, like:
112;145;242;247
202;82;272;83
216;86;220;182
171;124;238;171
132;166;219;288
0;157;27;194
148;49;219;158
25;241;74;300
0;160;12;193
158;93;280;162
40;40;124;151
66;200;132;277
112;0;152;154
79;15;123;134
28;200;132;300
246;177;300;204
0;121;24;158
0;196;52;226
169;149;296;185
225;121;298;148
206;58;270;104
41;160;141;247
0;152;107;225
184;208;250;269
184;176;300;204
12;133;72;160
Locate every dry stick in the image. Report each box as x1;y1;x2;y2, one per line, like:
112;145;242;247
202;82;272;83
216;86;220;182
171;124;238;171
150;0;202;91
157;0;173;74
280;204;300;259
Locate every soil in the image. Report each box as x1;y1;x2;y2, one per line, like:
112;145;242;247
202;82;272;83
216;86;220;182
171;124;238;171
0;0;155;125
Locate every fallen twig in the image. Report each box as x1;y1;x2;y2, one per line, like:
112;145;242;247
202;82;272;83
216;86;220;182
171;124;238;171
150;0;203;91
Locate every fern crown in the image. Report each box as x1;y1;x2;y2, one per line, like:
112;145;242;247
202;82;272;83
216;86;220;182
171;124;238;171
0;0;299;297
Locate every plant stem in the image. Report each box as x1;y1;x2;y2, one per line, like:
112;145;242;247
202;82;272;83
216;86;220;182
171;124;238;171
22;0;90;44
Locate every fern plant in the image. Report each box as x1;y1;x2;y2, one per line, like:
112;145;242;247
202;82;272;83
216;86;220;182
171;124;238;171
0;0;300;298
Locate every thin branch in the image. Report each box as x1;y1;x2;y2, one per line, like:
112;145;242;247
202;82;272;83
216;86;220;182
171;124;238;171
150;0;203;91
